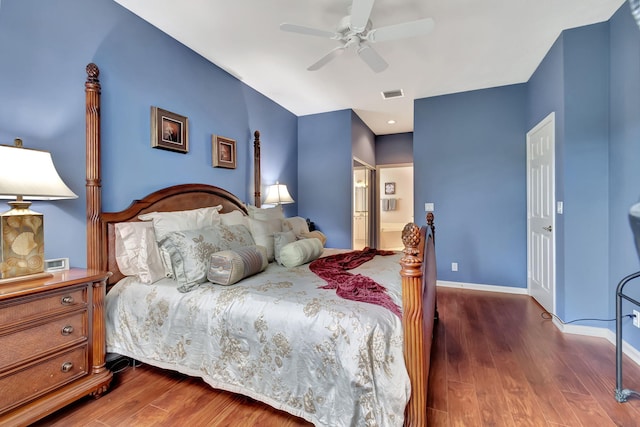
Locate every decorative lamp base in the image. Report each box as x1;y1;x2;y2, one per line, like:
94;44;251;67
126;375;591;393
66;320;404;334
0;206;45;281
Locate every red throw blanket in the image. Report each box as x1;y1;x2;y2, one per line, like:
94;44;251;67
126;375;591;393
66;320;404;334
309;247;401;318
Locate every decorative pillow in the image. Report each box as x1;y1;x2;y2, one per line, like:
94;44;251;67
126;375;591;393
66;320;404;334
139;206;223;276
282;216;310;236
210;223;256;251
114;222;165;284
207;245;268;286
299;230;328;246
220;210;249;229
273;230;296;265
247;204;284;222
158;227;221;293
279;238;323;268
247;217;282;262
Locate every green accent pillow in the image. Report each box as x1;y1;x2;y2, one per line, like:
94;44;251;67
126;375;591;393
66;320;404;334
279;238;323;268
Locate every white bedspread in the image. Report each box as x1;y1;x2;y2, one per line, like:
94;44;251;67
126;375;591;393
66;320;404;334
105;250;410;426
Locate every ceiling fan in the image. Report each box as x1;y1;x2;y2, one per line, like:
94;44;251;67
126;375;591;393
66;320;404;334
280;0;434;73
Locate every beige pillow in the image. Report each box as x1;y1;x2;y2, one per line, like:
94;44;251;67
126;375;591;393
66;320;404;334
247;217;282;262
279;238;323;268
207;245;268;286
299;230;327;246
114;222;165;284
282;216;310;236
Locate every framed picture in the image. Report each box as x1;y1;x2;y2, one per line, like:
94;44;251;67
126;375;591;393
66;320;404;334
151;106;189;153
385;182;396;195
212;135;236;169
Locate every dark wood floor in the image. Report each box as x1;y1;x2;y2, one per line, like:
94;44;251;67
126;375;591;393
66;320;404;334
34;287;640;426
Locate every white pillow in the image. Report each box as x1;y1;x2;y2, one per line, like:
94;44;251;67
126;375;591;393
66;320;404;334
114;222;165;284
139;206;223;276
247;204;284;222
220;210;249;228
247;217;282;262
279;238;323;268
282;216;310;236
273;230;297;265
138;205;223;240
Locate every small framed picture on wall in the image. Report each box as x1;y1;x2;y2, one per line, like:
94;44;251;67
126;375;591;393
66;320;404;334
212;135;236;169
385;182;396;195
150;106;189;153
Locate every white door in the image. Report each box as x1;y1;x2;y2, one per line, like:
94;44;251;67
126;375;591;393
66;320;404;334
527;112;555;313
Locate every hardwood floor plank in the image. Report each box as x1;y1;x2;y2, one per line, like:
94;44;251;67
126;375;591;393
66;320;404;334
446;380;482;427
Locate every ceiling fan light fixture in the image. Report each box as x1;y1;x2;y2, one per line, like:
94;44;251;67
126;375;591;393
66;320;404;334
382;89;404;100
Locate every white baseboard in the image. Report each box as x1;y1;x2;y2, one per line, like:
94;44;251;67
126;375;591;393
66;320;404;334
437;280;528;295
438;280;640;367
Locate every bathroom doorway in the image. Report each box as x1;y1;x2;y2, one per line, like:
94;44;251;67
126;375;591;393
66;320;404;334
377;164;414;250
353;158;376;250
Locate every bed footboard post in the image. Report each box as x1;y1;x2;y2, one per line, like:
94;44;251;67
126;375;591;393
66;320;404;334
400;223;427;427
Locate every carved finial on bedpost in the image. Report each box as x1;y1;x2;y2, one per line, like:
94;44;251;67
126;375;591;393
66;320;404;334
254;130;261;208
400;223;421;278
427;211;435;241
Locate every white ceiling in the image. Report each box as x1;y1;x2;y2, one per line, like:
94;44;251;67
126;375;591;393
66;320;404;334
114;0;625;135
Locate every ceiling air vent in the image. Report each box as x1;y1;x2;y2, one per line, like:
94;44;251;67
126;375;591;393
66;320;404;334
381;89;404;100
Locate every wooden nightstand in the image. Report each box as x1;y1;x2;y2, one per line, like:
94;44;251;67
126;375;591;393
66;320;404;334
0;268;113;426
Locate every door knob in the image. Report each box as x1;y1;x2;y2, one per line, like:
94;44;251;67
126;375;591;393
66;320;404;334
543;225;552;232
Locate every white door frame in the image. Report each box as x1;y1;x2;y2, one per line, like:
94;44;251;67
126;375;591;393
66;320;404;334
526;112;556;314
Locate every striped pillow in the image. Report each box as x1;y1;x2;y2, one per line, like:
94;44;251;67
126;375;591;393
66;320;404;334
207;245;268;286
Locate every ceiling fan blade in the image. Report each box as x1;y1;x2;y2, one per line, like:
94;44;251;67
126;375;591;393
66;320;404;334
349;0;375;32
357;44;388;73
307;46;346;71
367;18;435;43
280;23;340;39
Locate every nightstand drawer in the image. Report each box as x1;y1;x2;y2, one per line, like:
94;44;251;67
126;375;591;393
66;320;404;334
0;286;87;327
0;345;88;414
0;311;87;369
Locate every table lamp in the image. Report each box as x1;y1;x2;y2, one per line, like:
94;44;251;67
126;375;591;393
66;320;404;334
263;181;295;206
0;139;78;283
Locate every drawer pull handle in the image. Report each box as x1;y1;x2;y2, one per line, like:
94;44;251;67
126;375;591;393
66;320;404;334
61;296;74;305
61;362;73;373
61;325;74;335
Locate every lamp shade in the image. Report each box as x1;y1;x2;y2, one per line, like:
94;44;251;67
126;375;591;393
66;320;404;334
263;182;294;205
0;144;78;201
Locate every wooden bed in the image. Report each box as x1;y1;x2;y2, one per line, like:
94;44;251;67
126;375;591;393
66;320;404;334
83;63;437;426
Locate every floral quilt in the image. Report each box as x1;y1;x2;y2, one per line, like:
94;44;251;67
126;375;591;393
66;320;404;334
105;250;410;427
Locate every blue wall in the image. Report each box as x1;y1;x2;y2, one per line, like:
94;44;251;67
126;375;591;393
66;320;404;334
376;133;413;165
414;84;528;287
352;112;376;167
0;0;298;267
609;6;640;345
298;110;353;248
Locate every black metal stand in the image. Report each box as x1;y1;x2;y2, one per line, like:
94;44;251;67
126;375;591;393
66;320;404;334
615;271;640;402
